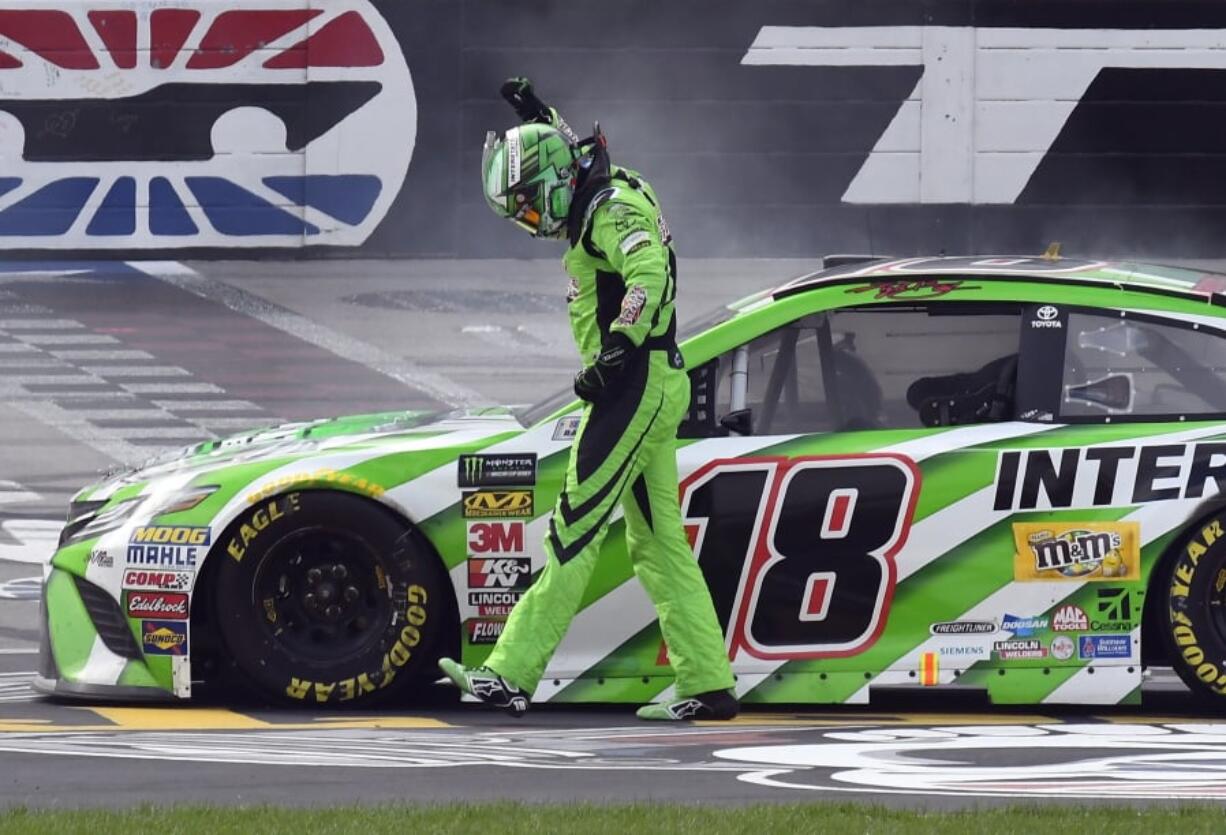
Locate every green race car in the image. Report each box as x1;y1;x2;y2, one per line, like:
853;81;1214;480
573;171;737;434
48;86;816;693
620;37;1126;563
36;255;1226;709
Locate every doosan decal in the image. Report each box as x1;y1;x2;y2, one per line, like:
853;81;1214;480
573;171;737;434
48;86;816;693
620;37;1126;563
1000;614;1047;637
0;1;414;250
122;570;193;591
125;591;189;620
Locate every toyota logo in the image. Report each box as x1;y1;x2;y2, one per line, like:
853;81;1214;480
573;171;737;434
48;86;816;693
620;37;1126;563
1036;305;1059;321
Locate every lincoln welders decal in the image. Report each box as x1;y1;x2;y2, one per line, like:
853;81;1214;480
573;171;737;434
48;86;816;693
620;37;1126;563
0;1;414;249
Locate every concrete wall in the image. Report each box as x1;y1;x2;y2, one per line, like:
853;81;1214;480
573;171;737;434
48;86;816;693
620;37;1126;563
2;0;1226;258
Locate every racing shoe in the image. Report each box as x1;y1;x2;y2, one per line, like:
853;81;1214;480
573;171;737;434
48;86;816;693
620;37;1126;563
437;658;529;718
636;689;739;721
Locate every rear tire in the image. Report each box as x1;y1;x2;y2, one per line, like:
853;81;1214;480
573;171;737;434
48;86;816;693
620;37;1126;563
212;490;447;706
1160;509;1226;706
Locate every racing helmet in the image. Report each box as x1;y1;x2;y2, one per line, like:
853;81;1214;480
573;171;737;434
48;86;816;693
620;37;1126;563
482;123;577;239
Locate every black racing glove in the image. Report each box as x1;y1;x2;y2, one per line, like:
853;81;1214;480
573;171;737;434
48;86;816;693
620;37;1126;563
500;77;553;125
574;333;637;404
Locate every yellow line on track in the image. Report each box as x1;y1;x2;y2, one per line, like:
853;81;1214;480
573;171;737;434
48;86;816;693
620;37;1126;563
0;707;450;734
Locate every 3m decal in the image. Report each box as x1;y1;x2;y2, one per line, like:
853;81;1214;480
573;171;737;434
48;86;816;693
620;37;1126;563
285;584;429;703
122;570;193;591
0;2;413;250
125;591;189;620
467;557;531;590
461;490;533;519
457;454;537;488
682;454;918;660
1013;521;1140;582
141;619;188;655
993;443;1226;511
466;618;506;645
226;492;301;561
467;521;526;554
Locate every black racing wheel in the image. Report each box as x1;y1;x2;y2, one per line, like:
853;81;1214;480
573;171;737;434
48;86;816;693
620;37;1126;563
1160;509;1226;706
212;490;447;706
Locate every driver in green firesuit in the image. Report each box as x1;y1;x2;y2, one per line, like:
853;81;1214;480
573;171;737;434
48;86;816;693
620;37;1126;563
438;78;738;721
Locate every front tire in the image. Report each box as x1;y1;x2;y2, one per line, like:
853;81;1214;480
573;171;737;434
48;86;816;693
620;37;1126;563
1161;509;1226;705
212;490;446;706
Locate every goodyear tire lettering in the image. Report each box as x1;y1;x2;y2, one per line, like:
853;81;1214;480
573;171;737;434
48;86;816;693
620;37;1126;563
215;491;444;706
1165;510;1226;701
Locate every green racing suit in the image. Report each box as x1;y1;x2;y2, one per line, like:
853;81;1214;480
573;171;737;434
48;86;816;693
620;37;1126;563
484;145;736;701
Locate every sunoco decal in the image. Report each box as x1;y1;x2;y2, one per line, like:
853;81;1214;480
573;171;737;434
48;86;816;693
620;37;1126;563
0;2;414;249
141;620;188;655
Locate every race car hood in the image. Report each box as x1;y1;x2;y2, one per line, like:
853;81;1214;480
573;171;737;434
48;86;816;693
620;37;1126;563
72;406;526;507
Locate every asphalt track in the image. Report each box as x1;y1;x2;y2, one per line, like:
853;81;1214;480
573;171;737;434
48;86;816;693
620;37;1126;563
2;257;1226;809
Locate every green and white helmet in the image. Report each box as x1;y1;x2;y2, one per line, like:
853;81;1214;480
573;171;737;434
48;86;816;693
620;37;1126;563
482;123;577;239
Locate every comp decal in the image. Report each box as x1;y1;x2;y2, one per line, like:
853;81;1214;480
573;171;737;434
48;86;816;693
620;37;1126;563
0;1;414;249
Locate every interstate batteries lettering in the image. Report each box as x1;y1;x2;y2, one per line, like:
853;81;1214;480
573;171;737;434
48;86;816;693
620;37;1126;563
994;443;1226;510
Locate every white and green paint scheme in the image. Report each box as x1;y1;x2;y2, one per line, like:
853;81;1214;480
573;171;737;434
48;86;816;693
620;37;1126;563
36;256;1226;709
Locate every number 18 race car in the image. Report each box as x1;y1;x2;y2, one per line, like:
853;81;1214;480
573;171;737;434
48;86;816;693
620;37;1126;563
36;255;1226;709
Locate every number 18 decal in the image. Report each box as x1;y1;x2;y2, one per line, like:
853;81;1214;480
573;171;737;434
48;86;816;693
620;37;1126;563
681;455;918;660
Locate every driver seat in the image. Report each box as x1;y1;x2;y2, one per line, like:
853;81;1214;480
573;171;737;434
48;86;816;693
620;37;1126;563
906;354;1018;427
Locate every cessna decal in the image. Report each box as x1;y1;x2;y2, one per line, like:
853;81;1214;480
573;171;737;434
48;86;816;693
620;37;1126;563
743;26;1226;205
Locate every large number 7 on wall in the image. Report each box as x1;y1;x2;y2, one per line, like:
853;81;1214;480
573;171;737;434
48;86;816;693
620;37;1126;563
681;455;919;661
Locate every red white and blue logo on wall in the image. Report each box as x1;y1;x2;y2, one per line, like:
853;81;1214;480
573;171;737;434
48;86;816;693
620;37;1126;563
0;1;414;248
